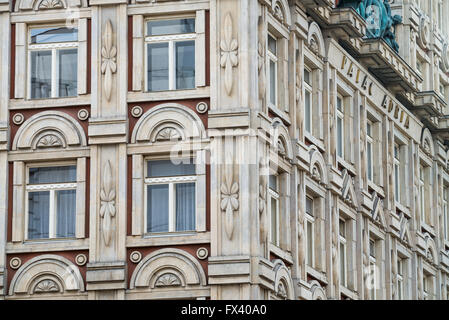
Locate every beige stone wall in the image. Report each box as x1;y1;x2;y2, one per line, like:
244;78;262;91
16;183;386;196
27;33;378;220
0;0;449;300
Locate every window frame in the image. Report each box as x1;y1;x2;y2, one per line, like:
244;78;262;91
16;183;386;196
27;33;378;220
27;25;79;100
339;218;348;288
397;258;404;300
394;143;401;204
267;32;278;109
143;158;199;235
144;15;197;92
336;95;345;160
304;66;313;135
269;174;280;247
24;162;78;241
305;196;315;268
366;120;374;183
369;239;377;300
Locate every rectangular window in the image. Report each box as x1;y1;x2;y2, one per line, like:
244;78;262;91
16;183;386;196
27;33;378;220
337;96;344;159
269;174;280;247
305;196;314;267
419;165;425;223
146;18;196;91
394;144;401;203
367;121;374;183
26;165;77;240
339;218;347;287
304;68;312;134
369;239;377;300
29;26;78;99
267;34;278;107
145;160;196;233
397;258;404;300
444;188;449;241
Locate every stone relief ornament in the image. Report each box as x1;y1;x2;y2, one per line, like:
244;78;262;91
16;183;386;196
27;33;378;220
100;160;116;247
154;127;181;142
258;41;266;100
38;0;63;9
34;279;59;293
131;105;143;118
130;251;142;263
101;20;117;102
259;161;268;244
196;102;209;114
10;257;22;270
12;113;24;125
77;109;89;121
155;273;182;287
75;254;87;266
220;13;239;96
196;247;209;260
220;153;239;240
37;134;63;148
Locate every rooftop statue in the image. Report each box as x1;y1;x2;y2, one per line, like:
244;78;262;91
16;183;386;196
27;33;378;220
337;0;402;53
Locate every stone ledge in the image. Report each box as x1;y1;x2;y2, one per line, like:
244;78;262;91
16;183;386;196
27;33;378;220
86;261;127;291
88;118;128;144
297;279;312;300
208;110;250;130
208;255;251;285
258;258;275;290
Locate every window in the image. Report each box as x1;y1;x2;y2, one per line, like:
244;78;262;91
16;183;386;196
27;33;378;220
339;218;347;287
305;196;315;267
397;258;404;300
145;18;196;91
26;165;77;240
367;121;374;183
269;175;280;246
419;165;425;223
444;188;449;242
423;273;434;300
28;26;78;99
336;96;344;159
145;160;196;233
304;68;312;134
267;34;278;107
394;143;401;203
369;239;377;299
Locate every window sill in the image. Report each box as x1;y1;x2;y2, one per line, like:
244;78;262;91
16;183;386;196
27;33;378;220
304;132;325;151
306;265;328;285
127;87;210;103
395;202;411;219
126;231;210;247
368;180;385;198
421;222;436;238
340;285;358;300
9;95;91;110
337;157;356;177
268;243;293;265
6;238;89;254
268;104;291;126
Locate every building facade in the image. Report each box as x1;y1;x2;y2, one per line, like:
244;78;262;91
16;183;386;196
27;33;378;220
0;0;449;300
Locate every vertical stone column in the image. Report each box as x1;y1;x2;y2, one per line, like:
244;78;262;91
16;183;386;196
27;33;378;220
208;0;262;300
86;0;128;300
0;4;10;298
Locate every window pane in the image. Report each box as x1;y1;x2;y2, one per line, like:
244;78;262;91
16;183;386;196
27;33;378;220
337;97;343;112
58;49;78;97
147;185;169;233
304;68;311;85
269;175;278;192
339;219;346;237
269;60;276;105
306;197;313;216
147;160;195;178
305;90;311;133
56;190;76;238
28;191;50;239
367;141;373;181
31;50;52;99
307;221;313;265
271;197;278;245
268;35;277;54
29;166;76;184
340;243;346;285
175;183;196;231
175;41;195;89
147;43;169;91
147;19;195;36
31;27;78;44
337;116;343;157
395;164;400;201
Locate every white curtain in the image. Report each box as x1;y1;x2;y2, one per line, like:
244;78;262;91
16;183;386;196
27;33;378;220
175;183;195;231
31;50;52;99
28;191;50;239
58;49;78;97
175;41;195;89
56;190;76;238
147;185;169;232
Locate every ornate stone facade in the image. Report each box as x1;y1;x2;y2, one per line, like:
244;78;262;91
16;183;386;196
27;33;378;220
0;0;448;300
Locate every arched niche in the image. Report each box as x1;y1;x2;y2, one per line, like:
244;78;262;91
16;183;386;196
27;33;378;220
271;118;293;161
309;146;328;185
9;254;84;296
129;248;207;290
12;111;86;151
307;22;326;58
272;259;295;300
131;103;206;144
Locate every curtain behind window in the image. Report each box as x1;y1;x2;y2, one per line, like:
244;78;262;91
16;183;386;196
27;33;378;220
56;190;76;238
58;49;78;97
175;183;195;231
28;191;50;239
31;51;52;99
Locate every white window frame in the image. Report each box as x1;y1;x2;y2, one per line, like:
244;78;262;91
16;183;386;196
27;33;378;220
394;143;401;204
339;218;347;288
144;159;197;234
419;164;426;224
336;95;344;159
304;67;313;135
397;258;404;300
27;25;78;99
144;16;197;92
369;239;377;300
267;33;278;108
305;196;315;268
367;120;374;183
24;163;77;240
269;174;280;247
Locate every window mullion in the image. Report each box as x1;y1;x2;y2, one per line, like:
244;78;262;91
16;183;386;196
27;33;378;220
49;189;56;238
169;41;175;90
52;48;58;98
169;183;175;232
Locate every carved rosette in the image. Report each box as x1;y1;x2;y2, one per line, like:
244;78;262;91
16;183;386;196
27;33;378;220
220;13;239;96
101;20;117;102
34;280;60;293
37;134;63;148
220;153;239;240
100;160;116;247
38;0;63;9
155;273;182;287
